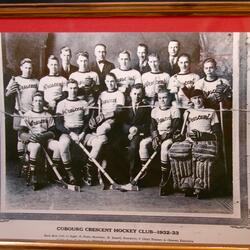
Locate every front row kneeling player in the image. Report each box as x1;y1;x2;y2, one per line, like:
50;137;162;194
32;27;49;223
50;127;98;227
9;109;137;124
18;92;60;190
169;89;221;198
139;88;181;196
56;79;106;186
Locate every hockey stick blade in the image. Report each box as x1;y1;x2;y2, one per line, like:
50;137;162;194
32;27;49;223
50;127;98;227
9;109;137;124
119;183;139;192
55;179;81;192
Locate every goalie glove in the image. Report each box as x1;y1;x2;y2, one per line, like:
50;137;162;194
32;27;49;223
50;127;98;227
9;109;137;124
152;135;161;151
215;81;232;101
214;92;223;102
189;129;216;141
95;113;105;125
19;132;31;143
36;131;55;144
89;117;98;130
173;130;185;142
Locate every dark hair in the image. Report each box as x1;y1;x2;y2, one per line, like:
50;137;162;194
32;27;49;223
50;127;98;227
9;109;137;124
77;51;89;59
20;58;32;66
157;87;171;96
202;57;217;68
48;55;59;63
177;53;191;63
32;91;44;100
119;50;131;60
137;43;148;54
67;78;79;87
157;88;174;104
131;83;145;96
95;44;107;50
169;40;180;47
105;72;117;82
148;53;160;60
189;89;204;99
60;46;72;55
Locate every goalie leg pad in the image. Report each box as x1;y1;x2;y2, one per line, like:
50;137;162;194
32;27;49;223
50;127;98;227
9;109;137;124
170;158;193;191
193;158;214;194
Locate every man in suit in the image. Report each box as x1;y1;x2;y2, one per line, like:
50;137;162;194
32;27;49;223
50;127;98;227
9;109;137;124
59;46;78;79
134;43;151;75
90;44;115;92
166;40;180;76
122;84;151;181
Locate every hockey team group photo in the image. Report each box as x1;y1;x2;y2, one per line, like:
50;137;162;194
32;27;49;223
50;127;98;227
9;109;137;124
2;32;235;214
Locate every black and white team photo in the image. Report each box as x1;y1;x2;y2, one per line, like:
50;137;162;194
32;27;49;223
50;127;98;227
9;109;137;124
1;32;237;215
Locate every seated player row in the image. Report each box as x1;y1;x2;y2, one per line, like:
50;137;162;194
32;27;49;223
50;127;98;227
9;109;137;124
12;77;223;198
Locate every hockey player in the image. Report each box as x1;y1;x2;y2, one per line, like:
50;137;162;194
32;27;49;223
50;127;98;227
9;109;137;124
182;89;220;198
111;50;141;97
139;89;181;196
168;53;200;109
134;44;151;74
195;58;232;194
56;79;106;185
89;72;125;139
5;58;39;173
195;58;232;110
18;92;60;190
122;84;151;182
59;46;78;79
142;53;170;106
69;51;100;101
39;55;68;113
90;44;115;91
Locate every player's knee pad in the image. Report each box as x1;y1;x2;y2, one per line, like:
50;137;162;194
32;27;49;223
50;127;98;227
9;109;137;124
96;122;111;136
17;140;25;152
27;142;41;158
92;135;108;146
139;138;152;160
48;139;60;158
59;134;71;148
161;139;173;162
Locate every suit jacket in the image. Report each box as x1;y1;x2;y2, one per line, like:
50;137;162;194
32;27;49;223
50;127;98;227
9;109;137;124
134;62;151;75
60;64;78;79
90;60;115;91
122;100;151;137
165;59;179;76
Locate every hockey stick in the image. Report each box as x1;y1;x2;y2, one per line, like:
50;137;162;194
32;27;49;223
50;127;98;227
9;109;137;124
120;109;190;192
78;142;122;190
16;91;80;191
219;101;228;176
120;150;158;192
217;80;228;176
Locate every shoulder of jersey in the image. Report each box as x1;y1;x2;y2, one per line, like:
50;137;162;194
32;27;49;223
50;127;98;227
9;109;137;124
151;106;159;114
142;71;151;77
170;74;178;79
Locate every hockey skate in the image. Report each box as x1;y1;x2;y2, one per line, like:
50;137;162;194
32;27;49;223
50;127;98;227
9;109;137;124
159;170;173;196
65;169;76;185
81;163;95;186
193;178;204;199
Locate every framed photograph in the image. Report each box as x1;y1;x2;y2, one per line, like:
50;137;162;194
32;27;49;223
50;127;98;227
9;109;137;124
0;2;249;250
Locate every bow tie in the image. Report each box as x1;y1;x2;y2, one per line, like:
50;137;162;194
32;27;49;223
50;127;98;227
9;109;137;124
98;60;105;64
